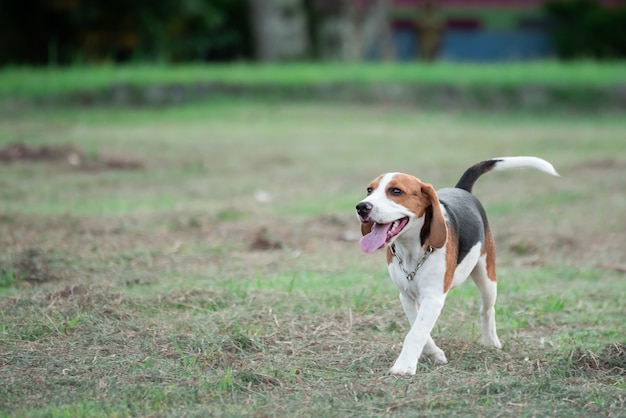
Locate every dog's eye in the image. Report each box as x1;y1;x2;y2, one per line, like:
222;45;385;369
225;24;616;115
389;187;403;196
366;187;373;195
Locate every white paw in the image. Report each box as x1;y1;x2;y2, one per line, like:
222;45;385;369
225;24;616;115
482;336;502;349
424;350;448;365
388;360;417;376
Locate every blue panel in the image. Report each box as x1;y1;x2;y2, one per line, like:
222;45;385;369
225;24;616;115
394;28;418;61
438;29;554;61
387;28;554;61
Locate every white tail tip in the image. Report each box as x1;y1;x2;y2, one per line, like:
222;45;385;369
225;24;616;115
494;156;560;177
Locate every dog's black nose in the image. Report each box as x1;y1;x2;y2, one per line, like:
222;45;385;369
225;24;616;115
356;202;373;217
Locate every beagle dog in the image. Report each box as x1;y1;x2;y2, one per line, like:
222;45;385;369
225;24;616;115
356;157;558;376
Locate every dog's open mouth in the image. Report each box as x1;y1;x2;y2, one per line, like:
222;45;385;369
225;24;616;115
360;217;409;253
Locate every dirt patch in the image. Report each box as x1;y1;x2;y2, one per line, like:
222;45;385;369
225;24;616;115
567;157;626;171
0;142;82;163
0;142;144;170
249;227;283;251
45;284;90;301
566;343;626;376
4;247;62;284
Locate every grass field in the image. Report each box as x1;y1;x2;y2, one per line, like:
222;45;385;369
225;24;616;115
0;98;625;417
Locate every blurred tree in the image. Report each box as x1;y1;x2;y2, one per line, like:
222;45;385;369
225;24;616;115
355;0;396;61
0;0;253;65
416;0;443;62
545;0;626;59
304;0;395;61
249;0;308;61
303;0;352;60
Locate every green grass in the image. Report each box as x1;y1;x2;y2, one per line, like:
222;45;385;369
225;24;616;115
0;100;624;417
1;61;626;99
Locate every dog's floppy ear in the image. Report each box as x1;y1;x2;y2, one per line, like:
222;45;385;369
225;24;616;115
420;184;447;249
361;221;373;236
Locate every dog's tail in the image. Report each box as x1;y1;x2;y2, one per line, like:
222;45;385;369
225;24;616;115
455;156;559;193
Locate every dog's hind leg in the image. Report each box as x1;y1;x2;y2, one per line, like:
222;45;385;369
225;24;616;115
422;336;448;364
471;254;502;348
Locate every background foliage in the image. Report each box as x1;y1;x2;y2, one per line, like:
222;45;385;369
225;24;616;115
545;0;626;59
2;0;626;66
0;0;252;65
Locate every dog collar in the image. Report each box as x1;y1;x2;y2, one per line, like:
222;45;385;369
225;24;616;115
390;244;434;281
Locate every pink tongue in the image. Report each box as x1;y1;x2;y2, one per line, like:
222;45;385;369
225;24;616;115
360;222;392;253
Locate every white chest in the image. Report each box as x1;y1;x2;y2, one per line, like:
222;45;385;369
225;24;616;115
388;251;447;299
387;242;483;299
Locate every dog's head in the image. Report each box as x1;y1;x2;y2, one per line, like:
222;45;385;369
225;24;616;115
356;173;447;253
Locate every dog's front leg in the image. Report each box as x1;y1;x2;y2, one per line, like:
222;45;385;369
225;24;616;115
398;293;448;366
398;292;418;324
389;296;445;376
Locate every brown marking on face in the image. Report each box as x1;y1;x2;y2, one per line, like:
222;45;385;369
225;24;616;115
482;226;497;282
365;174;384;197
443;227;458;293
382;173;432;218
386;247;393;265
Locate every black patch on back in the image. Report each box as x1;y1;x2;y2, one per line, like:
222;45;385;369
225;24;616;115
455;159;501;193
438;188;488;264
